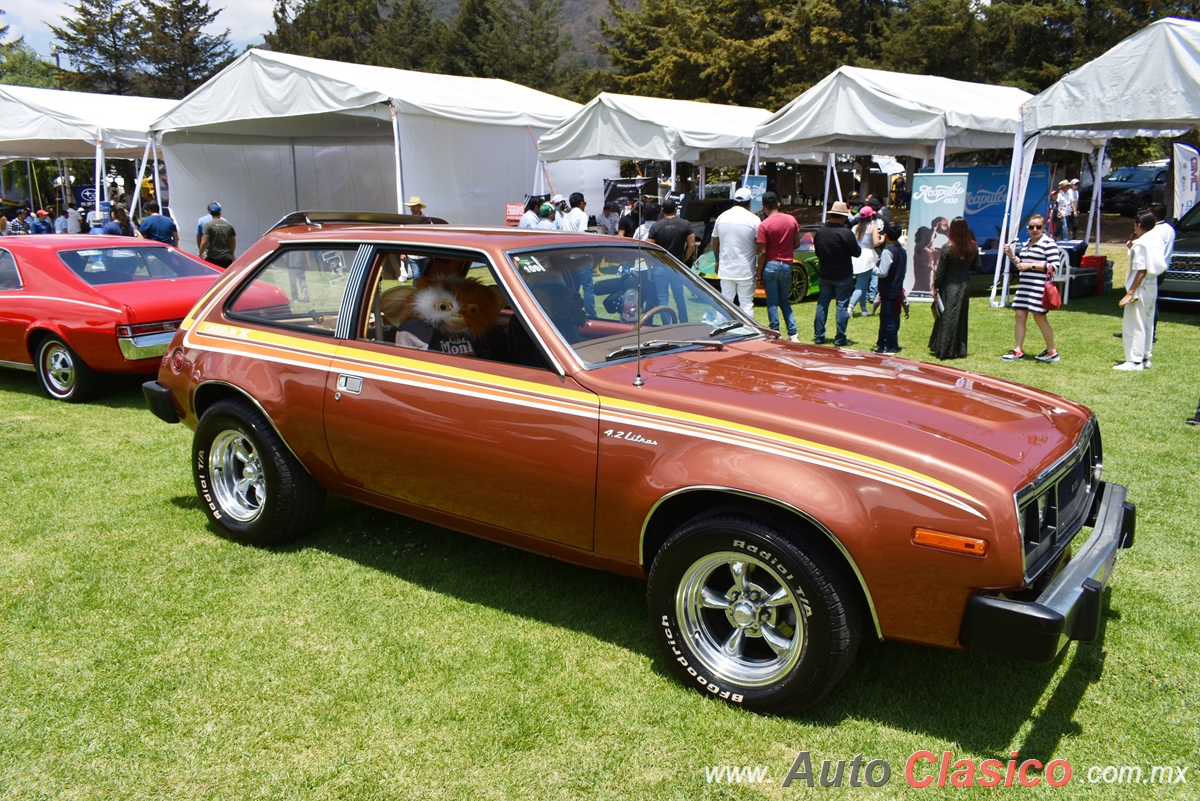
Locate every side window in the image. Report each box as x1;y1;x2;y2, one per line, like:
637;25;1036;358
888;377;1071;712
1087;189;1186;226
227;246;358;336
0;249;20;290
360;249;522;365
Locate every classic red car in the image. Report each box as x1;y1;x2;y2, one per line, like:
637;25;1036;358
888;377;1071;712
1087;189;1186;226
0;235;222;402
144;212;1135;713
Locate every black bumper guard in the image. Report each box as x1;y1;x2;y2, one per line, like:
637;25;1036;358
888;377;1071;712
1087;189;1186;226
959;481;1134;663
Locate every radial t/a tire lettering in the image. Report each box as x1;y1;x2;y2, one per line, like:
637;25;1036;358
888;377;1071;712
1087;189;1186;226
647;513;862;713
192;397;325;546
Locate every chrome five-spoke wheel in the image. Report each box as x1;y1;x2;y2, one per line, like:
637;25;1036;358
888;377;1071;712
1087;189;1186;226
648;513;862;713
208;429;267;522
677;552;806;687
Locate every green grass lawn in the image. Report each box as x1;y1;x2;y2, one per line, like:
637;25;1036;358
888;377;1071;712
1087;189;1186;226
2;246;1198;799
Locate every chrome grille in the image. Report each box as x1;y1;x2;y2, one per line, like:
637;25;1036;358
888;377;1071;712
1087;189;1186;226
1017;419;1103;580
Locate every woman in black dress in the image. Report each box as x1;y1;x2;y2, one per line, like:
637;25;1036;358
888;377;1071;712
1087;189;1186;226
928;217;978;359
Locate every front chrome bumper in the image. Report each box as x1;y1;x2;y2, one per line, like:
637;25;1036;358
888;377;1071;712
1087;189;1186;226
959;481;1135;662
118;331;176;360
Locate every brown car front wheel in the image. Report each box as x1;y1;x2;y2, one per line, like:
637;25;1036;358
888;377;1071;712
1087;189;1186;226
647;513;862;713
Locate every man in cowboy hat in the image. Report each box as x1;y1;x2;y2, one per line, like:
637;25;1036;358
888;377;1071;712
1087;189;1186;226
812;200;861;346
406;196;427;217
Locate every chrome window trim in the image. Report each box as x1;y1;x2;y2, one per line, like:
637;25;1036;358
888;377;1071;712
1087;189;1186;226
0;247;23;290
639;485;883;640
346;243;568;376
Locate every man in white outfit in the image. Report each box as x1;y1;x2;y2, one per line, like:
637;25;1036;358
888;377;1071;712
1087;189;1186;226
712;187;760;317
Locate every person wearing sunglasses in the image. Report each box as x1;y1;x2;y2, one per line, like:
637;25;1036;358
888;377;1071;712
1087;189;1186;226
1001;214;1060;362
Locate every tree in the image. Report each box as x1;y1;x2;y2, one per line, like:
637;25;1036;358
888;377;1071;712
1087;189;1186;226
505;0;570;92
49;0;142;94
447;0;515;79
139;0;234;98
374;0;450;73
594;0;892;109
1;39;58;87
264;0;382;64
871;0;982;82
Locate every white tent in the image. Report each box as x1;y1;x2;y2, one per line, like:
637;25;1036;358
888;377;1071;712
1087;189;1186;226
992;18;1200;305
537;93;772;166
0;85;175;158
754;66;1095;166
1022;17;1200;138
0;85;177;213
151;49;614;250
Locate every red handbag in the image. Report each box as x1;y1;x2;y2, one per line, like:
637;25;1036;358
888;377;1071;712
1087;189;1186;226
1042;271;1062;311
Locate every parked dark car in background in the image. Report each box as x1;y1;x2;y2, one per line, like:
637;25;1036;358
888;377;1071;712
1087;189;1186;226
1089;165;1168;216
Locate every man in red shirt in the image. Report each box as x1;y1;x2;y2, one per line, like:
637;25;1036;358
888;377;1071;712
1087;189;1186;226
756;192;801;341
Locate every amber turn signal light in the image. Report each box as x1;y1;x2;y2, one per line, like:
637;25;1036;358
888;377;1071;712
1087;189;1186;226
912;529;988;557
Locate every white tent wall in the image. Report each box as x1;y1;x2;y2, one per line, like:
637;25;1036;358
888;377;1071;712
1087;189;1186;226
164;124;618;250
396;114;543;225
163;133;397;254
542;158;619;215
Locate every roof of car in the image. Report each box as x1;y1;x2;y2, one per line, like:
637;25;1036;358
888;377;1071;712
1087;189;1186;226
266;224;631;250
0;235;173;252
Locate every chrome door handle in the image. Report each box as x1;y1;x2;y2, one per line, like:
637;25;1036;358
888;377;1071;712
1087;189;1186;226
336;374;363;394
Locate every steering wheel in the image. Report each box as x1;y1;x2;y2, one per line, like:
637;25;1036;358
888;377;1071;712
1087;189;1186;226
638;305;678;328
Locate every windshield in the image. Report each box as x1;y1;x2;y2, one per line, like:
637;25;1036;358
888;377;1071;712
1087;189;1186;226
505;244;758;368
1104;167;1155;184
58;246;217;286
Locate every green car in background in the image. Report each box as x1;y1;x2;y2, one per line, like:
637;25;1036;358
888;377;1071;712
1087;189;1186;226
692;226;821;303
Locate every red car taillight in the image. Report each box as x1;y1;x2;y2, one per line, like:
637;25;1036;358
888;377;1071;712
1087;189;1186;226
115;320;181;337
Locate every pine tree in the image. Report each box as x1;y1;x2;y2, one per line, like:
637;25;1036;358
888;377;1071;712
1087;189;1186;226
374;0;450;73
448;0;515;79
139;0;234;98
264;0;383;64
49;0;142;94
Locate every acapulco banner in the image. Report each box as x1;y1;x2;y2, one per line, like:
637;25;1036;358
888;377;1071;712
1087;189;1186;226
1173;142;1200;220
906;173;968;298
922;165;1051;249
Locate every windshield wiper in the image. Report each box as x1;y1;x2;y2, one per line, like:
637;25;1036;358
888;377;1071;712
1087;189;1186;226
708;320;751;337
605;339;725;361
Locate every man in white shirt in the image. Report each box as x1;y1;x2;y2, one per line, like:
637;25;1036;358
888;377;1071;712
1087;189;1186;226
518;197;541;229
561;192;589;232
712;187;760;317
1068;179;1081;238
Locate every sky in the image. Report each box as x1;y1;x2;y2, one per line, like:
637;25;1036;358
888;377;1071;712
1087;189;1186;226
7;0;276;61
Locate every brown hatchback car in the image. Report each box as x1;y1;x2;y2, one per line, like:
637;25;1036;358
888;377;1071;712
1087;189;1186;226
145;212;1135;713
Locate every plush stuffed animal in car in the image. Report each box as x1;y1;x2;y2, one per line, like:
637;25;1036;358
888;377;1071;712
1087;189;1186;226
394;274;502;357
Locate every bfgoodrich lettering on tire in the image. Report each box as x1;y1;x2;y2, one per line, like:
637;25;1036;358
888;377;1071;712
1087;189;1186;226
193;397;325;546
647;513;862;713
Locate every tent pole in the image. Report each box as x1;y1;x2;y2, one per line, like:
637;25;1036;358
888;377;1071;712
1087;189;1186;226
670;159;676;192
152;138;165;218
94;139;103;221
821;153;833;223
27;160;39;211
390;101;405;214
994;122;1023;307
934;140;946;174
699;166;706;200
1092;143;1106;256
132;138;152;219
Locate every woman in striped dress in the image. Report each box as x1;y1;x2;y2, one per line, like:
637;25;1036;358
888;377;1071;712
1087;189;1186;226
1001;214;1060;362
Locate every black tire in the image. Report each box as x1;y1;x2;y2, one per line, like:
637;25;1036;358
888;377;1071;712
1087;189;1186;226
647;513;862;713
193;397;325;546
36;335;100;403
